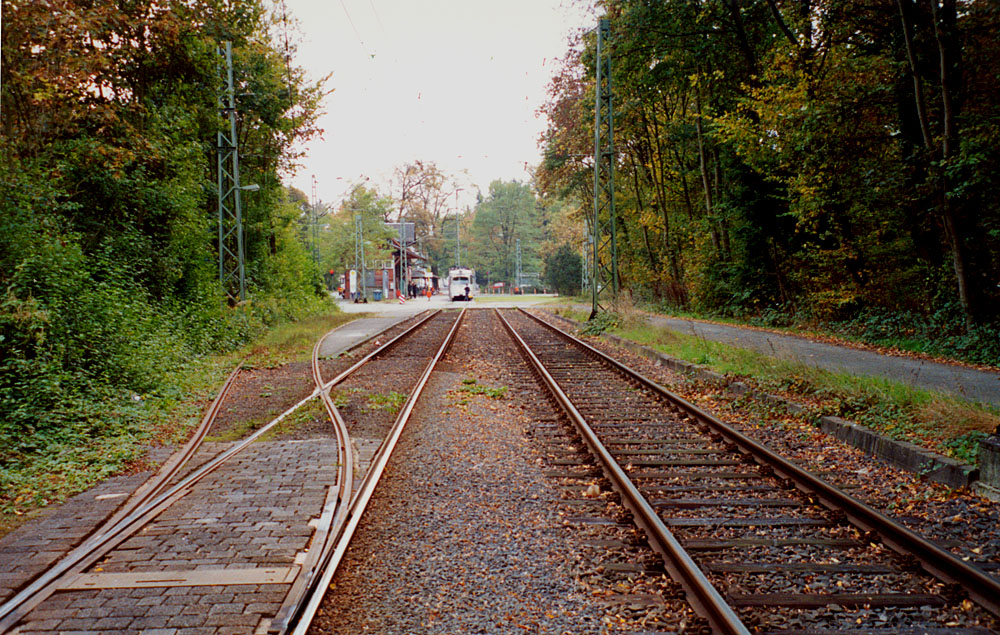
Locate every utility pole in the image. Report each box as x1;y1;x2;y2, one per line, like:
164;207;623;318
454;188;463;268
591;18;618;319
516;238;522;292
311;175;320;265
216;41;246;303
355;213;367;301
399;221;408;298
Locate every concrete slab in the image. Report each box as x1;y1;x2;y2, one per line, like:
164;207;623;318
320;294;561;357
317;314;417;358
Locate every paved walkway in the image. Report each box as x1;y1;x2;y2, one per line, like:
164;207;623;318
646;315;1000;408
1;313;432;634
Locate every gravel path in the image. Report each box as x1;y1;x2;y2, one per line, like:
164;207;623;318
308;369;606;634
311;306;640;634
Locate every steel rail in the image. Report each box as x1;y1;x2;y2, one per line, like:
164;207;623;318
497;309;751;635
0;361;243;629
517;308;1000;619
287;308;467;635
268;318;360;633
0;311;440;632
319;309;439;394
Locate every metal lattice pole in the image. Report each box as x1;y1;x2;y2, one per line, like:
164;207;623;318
311;176;320;265
399;221;407;298
354;214;368;301
516;238;522;291
217;41;246;303
591;18;618;319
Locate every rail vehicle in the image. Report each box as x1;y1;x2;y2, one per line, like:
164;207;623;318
447;267;476;301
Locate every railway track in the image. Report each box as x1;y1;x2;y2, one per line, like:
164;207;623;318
498;307;1000;634
0;309;464;634
4;305;996;633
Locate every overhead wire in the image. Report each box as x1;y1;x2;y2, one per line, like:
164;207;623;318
367;0;385;33
338;0;374;58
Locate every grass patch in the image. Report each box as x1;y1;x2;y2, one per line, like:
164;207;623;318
458;377;508;399
245;312;359;367
548;306;999;466
365;391;408;414
0;309;358;537
257;398;326;442
616;322;998;464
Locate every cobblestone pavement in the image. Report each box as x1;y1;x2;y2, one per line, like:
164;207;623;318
0;470;157;604
11;439;338;634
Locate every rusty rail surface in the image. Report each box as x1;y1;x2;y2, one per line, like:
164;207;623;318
286;307;467;635
501;307;1000;629
0;311;441;633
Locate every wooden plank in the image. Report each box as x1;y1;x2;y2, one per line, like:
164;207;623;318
703;562;897;574
727;592;945;609
684;538;861;550
63;566;299;589
640;485;773;493
613;449;721;456
651;498;802;508
630;470;761;479
627;459;743;467
543;470;600;478
665;517;832;528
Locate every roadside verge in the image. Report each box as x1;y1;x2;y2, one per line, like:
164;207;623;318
540;310;999;501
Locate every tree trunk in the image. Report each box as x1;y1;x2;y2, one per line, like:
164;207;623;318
930;0;972;326
694;90;721;255
896;0;934;152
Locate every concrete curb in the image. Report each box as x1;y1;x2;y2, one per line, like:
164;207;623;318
542;311;981;491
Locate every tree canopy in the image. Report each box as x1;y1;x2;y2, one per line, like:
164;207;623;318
537;0;1000;332
1;0;329;477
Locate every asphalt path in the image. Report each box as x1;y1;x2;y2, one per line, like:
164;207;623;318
648;315;1000;408
335;295;999;407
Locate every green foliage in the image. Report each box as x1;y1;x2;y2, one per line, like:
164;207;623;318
537;0;1000;331
458;379;508;400
365;391;408;413
467;180;543;288
607;320;999;464
828;307;1000;367
319;184;396;278
0;0;335;520
543;243;583;295
580;311;620;336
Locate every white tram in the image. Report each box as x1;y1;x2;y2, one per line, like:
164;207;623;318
447;267;476;301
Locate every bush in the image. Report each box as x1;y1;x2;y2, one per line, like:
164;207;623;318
830;306;1000;366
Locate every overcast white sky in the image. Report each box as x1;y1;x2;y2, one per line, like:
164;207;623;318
282;0;596;210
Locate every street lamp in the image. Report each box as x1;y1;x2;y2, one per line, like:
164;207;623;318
454;188;463;268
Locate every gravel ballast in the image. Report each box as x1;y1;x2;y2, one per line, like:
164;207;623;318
308;369;605;633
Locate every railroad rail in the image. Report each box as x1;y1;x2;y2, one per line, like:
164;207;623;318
284;306;465;634
0;309;460;634
498;307;1000;633
0;362;244;631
